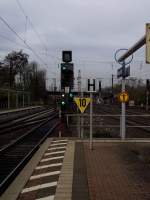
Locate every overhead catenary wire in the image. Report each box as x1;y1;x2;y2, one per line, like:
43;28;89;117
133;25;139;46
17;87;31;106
16;0;46;48
0;16;48;67
16;0;28;42
0;45;58;72
15;0;60;61
0;34;59;63
16;0;27;19
0;33;30;49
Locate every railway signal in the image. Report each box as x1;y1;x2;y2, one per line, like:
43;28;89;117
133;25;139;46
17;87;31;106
69;92;73;98
60;93;66;110
68;92;74;102
62;50;72;63
61;50;74;91
61;63;74;90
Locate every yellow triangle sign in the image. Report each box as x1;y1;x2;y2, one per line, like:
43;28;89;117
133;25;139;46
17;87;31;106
74;98;91;113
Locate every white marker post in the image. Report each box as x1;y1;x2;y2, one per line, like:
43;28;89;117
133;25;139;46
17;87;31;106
90;92;93;150
87;79;96;150
81;92;84;138
121;63;126;140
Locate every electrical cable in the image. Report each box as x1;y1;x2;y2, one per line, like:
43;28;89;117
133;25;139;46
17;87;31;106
16;0;60;61
0;16;47;66
0;33;29;49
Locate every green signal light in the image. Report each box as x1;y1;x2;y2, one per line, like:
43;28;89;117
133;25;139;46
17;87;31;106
69;93;73;97
61;101;65;105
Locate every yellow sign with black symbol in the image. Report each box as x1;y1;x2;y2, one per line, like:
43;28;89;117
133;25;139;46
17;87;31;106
119;92;129;103
74;98;91;113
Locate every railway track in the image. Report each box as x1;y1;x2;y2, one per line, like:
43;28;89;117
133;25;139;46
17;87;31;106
0;108;54;133
0;106;44;122
0;107;49;127
94;104;150;137
0;108;56;149
0;113;60;195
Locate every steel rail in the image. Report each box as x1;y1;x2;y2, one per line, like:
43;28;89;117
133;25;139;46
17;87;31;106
0;108;54;131
0;107;45;125
0;113;58;153
0;110;57;151
0;115;59;194
0;106;42;116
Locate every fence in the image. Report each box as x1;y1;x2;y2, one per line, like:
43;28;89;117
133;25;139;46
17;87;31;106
66;114;150;138
0;88;31;109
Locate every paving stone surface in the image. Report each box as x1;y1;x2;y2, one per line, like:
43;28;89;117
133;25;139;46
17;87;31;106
72;142;90;200
17;139;68;200
84;142;150;200
54;141;75;200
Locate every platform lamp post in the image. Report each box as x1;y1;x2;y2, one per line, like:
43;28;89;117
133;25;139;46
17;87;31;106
115;49;133;140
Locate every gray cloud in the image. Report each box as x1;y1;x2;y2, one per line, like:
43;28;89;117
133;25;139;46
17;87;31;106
0;0;150;87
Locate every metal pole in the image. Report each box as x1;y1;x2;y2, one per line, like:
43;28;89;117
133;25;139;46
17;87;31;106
146;91;149;111
120;116;122;138
99;80;101;98
78;114;81;138
121;62;126;139
81;92;84;138
59;108;62;138
118;35;145;62
66;115;69;127
23;92;25;107
28;93;30;106
112;74;114;103
16;91;18;108
9;60;13;89
8;89;10;109
77;69;82;138
90;92;93;150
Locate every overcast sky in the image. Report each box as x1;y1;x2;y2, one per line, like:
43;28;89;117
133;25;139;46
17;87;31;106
0;0;150;89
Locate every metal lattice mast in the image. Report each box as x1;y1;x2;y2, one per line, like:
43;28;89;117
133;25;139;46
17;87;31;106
77;69;82;94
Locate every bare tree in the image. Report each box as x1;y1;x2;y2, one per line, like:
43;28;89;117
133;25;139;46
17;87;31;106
4;50;29;88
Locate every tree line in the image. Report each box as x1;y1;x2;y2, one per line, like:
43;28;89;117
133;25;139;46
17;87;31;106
0;50;47;106
102;79;148;105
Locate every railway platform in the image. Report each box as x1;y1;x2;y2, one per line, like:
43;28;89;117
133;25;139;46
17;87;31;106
1;138;150;200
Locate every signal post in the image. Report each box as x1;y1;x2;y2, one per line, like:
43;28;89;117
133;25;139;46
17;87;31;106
115;49;132;139
74;79;96;150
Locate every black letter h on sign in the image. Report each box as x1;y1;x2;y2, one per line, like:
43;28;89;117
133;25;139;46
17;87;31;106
88;79;96;92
